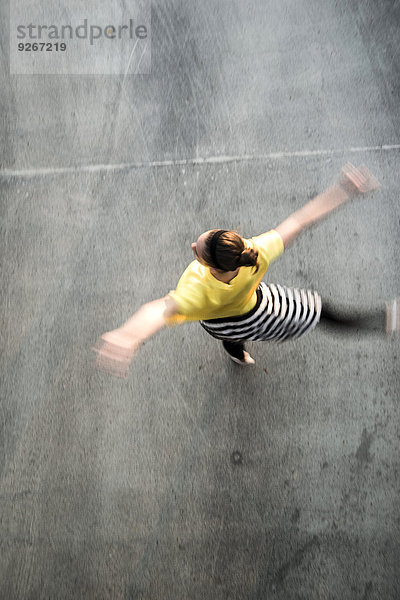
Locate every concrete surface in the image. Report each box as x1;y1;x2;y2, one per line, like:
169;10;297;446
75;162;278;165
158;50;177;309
1;0;399;598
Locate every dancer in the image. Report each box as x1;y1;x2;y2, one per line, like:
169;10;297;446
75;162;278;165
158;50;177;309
92;163;396;378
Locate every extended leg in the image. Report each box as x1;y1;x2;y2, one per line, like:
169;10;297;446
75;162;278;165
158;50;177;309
319;303;386;334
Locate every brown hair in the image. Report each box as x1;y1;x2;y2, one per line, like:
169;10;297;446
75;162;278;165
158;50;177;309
204;229;259;273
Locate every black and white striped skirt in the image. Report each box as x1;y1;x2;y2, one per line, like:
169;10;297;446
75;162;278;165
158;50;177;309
199;282;322;342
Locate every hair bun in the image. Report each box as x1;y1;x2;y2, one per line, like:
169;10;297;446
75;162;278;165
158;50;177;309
238;247;259;271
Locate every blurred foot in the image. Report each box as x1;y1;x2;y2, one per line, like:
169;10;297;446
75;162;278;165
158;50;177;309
236;350;256;365
385;298;400;333
222;340;255;365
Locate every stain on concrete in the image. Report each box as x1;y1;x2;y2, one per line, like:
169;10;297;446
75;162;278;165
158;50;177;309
362;580;373;600
290;508;301;524
230;450;243;466
273;535;320;587
355;428;374;464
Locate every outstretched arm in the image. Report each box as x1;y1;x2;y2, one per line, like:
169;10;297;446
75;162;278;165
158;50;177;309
275;163;380;248
92;295;179;378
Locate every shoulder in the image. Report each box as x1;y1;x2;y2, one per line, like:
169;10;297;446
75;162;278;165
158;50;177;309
169;261;210;310
177;259;206;279
247;229;284;263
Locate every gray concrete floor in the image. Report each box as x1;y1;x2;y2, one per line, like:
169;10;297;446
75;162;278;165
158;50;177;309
1;0;399;598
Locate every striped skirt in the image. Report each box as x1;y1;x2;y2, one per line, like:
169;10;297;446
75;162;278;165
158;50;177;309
199;281;322;342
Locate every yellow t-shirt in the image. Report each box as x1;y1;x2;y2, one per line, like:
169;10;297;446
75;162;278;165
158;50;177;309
165;229;284;327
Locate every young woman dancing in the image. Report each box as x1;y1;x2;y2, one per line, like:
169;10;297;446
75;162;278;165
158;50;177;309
92;163;398;378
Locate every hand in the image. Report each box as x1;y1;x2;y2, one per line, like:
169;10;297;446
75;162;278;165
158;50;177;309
338;163;380;196
91;328;141;379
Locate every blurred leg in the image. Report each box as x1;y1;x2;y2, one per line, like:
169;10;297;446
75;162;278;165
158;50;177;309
319;304;385;334
222;340;245;359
